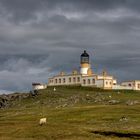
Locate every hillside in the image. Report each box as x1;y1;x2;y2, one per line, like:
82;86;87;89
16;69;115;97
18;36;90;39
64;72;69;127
0;86;140;140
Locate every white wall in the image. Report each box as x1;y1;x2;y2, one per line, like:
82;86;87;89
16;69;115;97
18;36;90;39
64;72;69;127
48;74;116;90
80;67;89;75
112;85;133;90
32;85;47;90
81;76;96;86
48;75;82;86
135;81;140;90
121;81;140;90
95;80;104;88
104;79;113;89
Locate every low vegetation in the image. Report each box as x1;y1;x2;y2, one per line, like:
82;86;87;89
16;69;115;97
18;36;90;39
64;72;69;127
0;86;140;140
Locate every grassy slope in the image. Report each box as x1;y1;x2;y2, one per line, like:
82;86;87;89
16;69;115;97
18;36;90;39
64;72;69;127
0;86;140;140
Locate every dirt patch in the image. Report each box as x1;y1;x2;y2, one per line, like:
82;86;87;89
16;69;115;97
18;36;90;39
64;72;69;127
90;130;140;139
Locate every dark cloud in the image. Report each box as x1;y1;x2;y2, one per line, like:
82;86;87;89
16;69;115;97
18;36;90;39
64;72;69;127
1;0;140;23
0;0;140;93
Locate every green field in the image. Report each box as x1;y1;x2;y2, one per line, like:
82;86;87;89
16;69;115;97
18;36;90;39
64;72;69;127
0;86;140;140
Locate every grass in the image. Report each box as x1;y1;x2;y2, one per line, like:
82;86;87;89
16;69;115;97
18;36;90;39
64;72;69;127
0;86;140;140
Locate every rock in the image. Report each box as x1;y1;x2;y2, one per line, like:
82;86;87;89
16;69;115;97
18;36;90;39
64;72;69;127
0;92;30;109
126;100;134;106
126;100;140;106
133;100;139;104
109;95;112;98
117;91;121;94
62;103;68;107
108;100;120;105
119;116;128;122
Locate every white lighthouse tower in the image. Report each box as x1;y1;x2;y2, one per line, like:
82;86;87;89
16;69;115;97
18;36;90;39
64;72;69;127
80;50;92;76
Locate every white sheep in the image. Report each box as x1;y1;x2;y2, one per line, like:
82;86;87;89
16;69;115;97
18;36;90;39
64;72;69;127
109;95;112;98
53;87;56;91
39;118;46;126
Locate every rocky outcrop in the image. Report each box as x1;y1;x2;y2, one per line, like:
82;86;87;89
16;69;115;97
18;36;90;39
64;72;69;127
0;93;29;108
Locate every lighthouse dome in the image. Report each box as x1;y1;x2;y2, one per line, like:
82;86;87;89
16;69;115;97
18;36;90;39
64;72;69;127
81;50;89;57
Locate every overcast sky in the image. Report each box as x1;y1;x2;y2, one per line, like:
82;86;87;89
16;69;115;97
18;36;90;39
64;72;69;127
0;0;140;93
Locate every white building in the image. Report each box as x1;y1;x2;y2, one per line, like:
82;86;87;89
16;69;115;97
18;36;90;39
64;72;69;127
48;50;117;90
48;50;140;90
121;81;140;90
32;83;47;90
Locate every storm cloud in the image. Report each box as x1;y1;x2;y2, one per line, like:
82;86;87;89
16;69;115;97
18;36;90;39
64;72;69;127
0;0;140;93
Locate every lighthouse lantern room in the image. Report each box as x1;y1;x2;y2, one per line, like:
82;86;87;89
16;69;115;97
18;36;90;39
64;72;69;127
80;50;91;76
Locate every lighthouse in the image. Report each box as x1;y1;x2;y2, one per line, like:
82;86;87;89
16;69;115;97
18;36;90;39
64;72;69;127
80;50;91;76
48;50;120;90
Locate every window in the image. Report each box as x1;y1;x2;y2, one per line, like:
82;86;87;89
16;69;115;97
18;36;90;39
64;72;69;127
138;84;140;89
110;81;112;85
63;78;65;83
59;79;61;83
106;81;108;85
77;77;80;82
88;79;90;84
73;77;76;83
69;77;71;83
129;83;131;87
55;79;57;84
81;57;89;63
92;79;95;84
83;79;86;84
